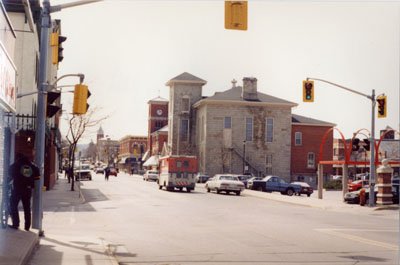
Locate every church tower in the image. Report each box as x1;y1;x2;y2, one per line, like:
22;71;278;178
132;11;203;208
97;126;104;143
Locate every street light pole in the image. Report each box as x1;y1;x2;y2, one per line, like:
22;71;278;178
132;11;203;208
242;140;246;174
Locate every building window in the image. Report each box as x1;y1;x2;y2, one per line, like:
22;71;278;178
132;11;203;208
177;160;182;168
182;98;190;112
307;152;315;168
266;155;272;175
181;119;188;141
224;117;231;129
265;118;273;142
155;121;163;130
295;132;302;146
183;160;189;168
245;117;253;141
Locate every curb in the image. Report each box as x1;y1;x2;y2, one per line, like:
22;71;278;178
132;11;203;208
21;231;39;265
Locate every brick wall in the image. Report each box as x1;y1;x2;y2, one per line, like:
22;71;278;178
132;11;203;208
291;124;334;179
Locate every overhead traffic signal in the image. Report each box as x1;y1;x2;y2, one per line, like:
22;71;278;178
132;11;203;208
302;80;314;102
225;1;247;31
377;96;387;118
72;84;91;115
50;32;67;65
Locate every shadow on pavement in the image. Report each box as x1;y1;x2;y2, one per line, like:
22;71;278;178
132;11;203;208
81;189;109;202
29;243;63;265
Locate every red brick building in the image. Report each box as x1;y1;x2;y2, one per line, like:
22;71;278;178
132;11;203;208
291;114;335;187
150;125;168;156
147;97;168;156
118;135;147;173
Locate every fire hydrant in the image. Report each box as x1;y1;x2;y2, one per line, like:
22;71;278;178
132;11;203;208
359;188;366;206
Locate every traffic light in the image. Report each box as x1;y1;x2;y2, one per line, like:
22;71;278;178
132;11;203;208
302;80;314;102
46;91;61;118
225;1;247;31
352;138;360;151
377;96;387;118
72;84;91;115
50;32;67;65
363;139;370;151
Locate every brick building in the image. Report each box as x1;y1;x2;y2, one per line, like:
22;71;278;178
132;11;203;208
118;135;147;173
291;114;335;186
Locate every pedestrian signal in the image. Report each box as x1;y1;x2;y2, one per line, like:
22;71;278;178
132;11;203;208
377;96;386;118
303;80;314;102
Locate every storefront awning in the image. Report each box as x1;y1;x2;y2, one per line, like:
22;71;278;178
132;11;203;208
143;155;159;167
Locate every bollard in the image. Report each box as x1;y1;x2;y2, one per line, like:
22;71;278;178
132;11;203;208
359;188;366;206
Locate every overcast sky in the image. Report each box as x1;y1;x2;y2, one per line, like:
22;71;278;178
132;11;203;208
50;0;400;144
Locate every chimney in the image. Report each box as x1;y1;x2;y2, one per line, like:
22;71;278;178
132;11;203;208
242;77;258;100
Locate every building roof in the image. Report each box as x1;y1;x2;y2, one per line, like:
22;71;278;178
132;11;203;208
148;96;168;104
165;72;207;86
151;125;168;136
292;114;336;127
194;86;297;107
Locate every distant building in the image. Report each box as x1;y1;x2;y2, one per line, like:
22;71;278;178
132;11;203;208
96;128;119;166
118;135;147;173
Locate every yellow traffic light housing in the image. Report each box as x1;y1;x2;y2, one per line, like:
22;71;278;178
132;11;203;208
225;1;247;31
377;96;387;118
50;32;67;65
303;80;314;102
73;84;91;115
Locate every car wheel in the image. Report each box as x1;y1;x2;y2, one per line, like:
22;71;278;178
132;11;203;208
179;187;183;192
286;189;294;196
186;188;191;193
236;191;240;196
216;189;220;194
257;186;263;192
307;194;311;197
159;185;162;190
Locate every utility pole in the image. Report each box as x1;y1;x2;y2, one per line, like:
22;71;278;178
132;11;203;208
32;0;102;236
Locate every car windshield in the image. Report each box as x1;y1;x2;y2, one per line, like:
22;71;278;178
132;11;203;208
149;171;158;174
81;165;90;170
220;175;238;181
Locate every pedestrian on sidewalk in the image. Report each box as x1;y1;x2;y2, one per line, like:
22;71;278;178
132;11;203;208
8;152;40;231
105;166;110;181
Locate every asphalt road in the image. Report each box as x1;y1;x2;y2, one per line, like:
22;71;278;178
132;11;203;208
29;172;399;265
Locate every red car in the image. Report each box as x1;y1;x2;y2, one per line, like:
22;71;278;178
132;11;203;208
348;180;369;192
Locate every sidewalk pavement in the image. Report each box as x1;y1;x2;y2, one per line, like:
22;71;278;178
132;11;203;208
1;175;398;265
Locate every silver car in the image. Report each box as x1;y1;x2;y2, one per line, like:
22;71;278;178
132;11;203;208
144;170;159;181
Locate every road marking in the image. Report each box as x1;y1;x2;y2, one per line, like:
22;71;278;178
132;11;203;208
316;228;398;250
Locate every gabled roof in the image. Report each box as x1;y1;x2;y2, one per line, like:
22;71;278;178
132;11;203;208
292;114;336;127
151;125;168;136
148;96;168;104
165;72;207;86
194;86;297;107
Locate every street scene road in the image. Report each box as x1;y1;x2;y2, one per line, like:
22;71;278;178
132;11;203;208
28;172;399;265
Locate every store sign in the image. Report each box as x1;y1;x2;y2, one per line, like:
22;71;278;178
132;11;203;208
0;43;16;112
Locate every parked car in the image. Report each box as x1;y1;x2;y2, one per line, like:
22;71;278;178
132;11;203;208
291;181;313;197
344;186;399;204
246;177;263;189
205;174;245;196
332;175;343;181
250;176;301;196
144;170;159;181
236;175;252;188
95;167;104;174
109;167;118;176
196;173;211;183
348;180;369;192
74;164;92;181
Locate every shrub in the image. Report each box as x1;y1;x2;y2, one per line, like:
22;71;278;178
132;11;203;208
324;181;342;190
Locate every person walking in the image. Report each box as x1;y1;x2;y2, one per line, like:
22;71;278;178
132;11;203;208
105;166;110;181
8;152;40;231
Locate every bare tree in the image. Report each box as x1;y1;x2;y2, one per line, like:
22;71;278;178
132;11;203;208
65;107;108;191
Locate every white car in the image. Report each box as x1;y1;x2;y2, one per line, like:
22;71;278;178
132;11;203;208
205;174;245;196
144;170;159;181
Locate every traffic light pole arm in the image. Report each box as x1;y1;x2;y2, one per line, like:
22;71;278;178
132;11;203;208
50;0;103;13
51;73;85;88
306;77;371;100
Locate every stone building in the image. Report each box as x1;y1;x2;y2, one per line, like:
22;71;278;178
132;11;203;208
95;127;119;166
164;72;297;180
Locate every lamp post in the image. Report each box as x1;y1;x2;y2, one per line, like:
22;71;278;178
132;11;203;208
242;140;246;175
